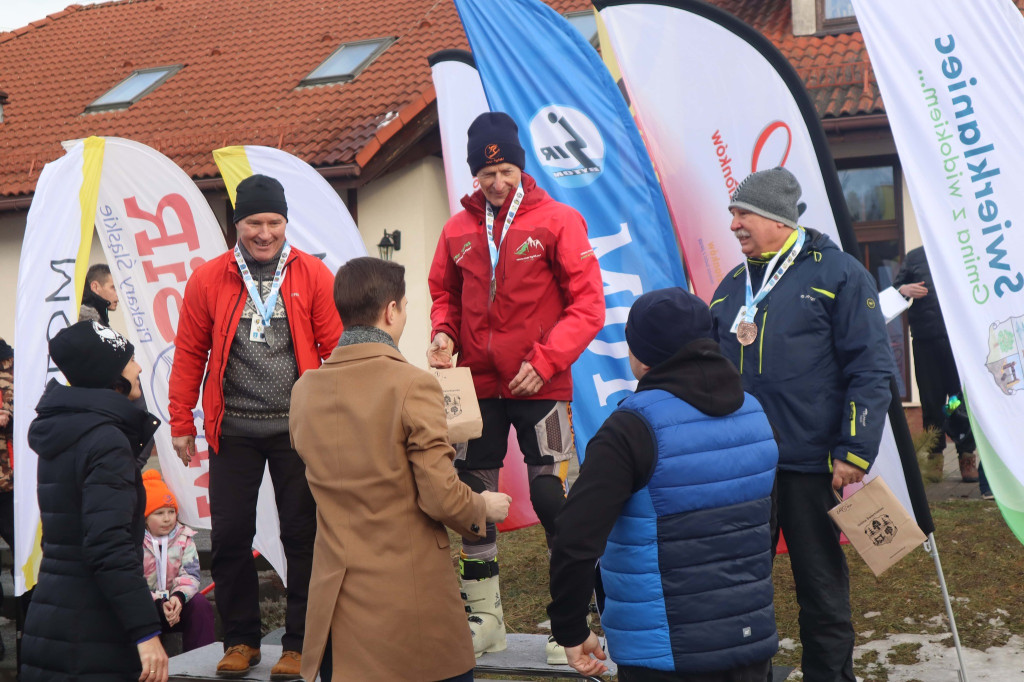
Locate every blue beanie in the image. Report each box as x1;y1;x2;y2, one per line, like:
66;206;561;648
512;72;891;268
625;288;715;368
466;112;526;176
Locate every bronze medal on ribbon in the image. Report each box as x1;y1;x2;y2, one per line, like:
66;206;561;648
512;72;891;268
736;321;758;346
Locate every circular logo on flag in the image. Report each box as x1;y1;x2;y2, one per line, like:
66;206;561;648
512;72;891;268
528;105;605;188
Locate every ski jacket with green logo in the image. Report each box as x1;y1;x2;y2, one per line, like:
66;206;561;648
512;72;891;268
429;173;604;400
710;228;895;474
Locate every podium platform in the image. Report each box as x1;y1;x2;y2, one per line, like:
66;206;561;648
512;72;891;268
168;635;790;680
167;634;608;680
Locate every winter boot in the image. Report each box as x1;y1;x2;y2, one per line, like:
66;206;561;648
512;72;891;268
460;556;507;657
545;636;568;665
959;452;979;483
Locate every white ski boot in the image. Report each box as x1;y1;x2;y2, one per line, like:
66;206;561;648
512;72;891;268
461;570;507;657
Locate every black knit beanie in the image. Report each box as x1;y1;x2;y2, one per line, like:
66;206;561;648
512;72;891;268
233;174;288;224
49;321;134;389
466;112;526;176
626;288;715;368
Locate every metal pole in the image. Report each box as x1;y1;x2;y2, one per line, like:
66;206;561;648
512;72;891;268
924;533;969;682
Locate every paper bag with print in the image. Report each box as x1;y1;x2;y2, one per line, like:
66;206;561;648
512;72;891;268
828;476;927;577
431;367;483;443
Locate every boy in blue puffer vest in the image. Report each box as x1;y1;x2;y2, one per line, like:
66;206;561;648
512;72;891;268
548;288;779;681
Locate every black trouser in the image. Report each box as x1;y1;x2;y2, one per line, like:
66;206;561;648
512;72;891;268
210;433;316;652
912;335;962;453
773;471;855;682
618;659;771;682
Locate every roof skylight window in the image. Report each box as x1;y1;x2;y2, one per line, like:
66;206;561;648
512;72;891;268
565;11;599;47
302;38;395;86
86;66;181;113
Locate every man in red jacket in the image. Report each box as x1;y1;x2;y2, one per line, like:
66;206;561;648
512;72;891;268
168;174;342;679
427;112;604;661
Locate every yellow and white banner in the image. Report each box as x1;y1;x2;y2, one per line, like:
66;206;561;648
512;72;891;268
14;138;294;592
855;0;1024;542
13;139;101;593
213;145;367;272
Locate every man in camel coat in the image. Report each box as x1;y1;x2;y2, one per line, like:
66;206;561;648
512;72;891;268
290;257;512;682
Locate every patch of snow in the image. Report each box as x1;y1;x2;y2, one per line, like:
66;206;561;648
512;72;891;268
864;611;882;619
852;633;1024;681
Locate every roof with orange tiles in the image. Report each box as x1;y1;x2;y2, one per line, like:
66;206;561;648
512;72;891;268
0;0;592;199
2;0;1013;200
713;0;881;120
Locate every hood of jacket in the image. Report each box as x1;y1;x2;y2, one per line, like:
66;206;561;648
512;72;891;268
459;172;551;221
29;379;160;461
636;337;745;417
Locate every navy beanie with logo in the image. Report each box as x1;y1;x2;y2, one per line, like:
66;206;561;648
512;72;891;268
626;288;716;368
233;174;288;224
466;112;526;176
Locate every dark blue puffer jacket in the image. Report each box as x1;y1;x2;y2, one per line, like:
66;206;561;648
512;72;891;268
600;389;778;673
22;380;161;682
710;228;895;474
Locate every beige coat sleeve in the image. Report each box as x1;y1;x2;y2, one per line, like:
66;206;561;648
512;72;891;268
403;372;487;539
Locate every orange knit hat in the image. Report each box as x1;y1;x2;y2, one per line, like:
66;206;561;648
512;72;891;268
142;469;178;518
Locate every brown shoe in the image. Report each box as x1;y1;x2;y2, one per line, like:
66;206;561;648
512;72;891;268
270;650;302;680
216;644;261;678
959;453;979;483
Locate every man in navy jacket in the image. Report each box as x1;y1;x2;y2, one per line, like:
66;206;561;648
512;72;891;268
710;167;895;682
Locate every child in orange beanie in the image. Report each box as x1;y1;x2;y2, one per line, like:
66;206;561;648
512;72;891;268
142;470;215;652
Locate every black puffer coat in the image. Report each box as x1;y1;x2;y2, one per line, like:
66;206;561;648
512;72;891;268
22;379;161;681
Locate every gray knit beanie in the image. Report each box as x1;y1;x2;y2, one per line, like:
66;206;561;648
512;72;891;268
729;167;804;228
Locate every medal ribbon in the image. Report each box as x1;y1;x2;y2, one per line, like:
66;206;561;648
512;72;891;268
743;228;806;322
484;184;525;289
234;241;291;327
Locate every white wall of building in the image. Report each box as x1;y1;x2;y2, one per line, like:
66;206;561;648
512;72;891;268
354;156;450;370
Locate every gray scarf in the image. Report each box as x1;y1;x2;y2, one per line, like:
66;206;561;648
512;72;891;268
338;325;398;351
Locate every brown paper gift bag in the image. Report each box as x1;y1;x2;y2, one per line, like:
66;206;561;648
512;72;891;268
431;367;483;443
828;476;926;577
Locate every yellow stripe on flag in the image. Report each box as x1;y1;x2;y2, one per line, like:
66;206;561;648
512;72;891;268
74;136;105;314
213;146;255;206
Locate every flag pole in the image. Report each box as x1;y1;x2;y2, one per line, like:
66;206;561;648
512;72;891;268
924;534;970;682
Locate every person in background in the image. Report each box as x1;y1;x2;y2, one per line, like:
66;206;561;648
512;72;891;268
22;320;166;682
80;263;156;468
892;246;979;482
142;469;216;653
549;288;778;681
80;263;120;326
0;339;13;659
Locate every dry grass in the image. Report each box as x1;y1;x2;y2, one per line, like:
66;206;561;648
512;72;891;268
463;497;1024;680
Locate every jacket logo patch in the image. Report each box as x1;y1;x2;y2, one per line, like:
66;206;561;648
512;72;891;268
580;248;595;260
866;298;876;309
800;294;816;302
453;241;473;264
514;236;545;261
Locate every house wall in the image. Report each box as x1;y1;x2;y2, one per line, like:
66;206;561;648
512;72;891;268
791;0;817;36
353;156;450;370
